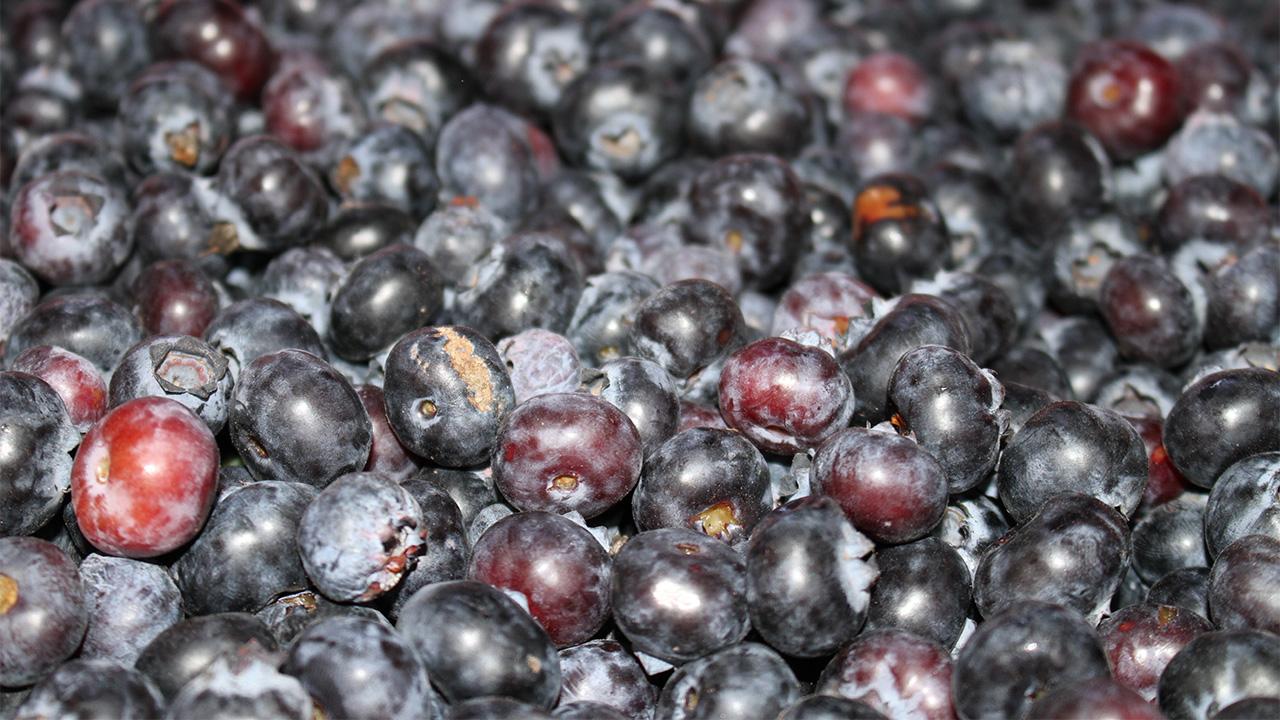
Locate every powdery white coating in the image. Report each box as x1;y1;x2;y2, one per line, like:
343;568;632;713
659;643;802;720
297;472;427;602
14;658;165;720
0;371;79;536
259;246;348;339
10;171;132;286
0;260;39;347
817;629;955;720
558;640;656;720
165;651;314;720
497;329;582;404
108;335;233;434
1204;452;1280;558
71;397;219;558
835;522;878;616
13;344;108;433
79;554;183;665
1164;110;1279;197
772;272;878;347
0;538;87;687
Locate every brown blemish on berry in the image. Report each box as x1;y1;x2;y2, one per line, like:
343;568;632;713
853;185;920;236
724;229;744;253
436;327;495;413
204;221;239;256
281;592;319;612
334;155;360;194
526;655;542;673
684;689;699;711
166;122;201;168
833;315;851;335
890;413;909;434
419;400;438;418
691;501;740;540
0;574;17;614
450;196;479;208
674;542;701;555
96;455;110;484
244;436;269;459
1157;605;1178;625
551;474;579;491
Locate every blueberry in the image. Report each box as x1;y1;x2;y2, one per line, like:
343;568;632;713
865;537;971;650
1157;630;1280;720
657;643;801;720
0;537;87;687
1209;535;1280;634
109;335;234;434
1163;368;1280;488
134;613;278;700
328;243;444;361
557;640;656;720
817;629;954;720
0;372;78;536
13;658;165;720
204;298;328;382
79;554;183;665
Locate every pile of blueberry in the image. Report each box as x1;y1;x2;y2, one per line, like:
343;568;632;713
1;0;1279;718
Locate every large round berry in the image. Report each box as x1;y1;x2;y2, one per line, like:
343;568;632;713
0;537;88;687
71;397;218;558
1065;40;1184;160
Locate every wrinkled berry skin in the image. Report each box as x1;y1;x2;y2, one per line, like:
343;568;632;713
283;616;444;720
0;371;79;536
0;537;87;687
1210;535;1280;634
109;335;234;434
888;345;1004;494
811;428;949;545
13;658;164;720
0;260;39;355
1164;368;1280;489
998;401;1148;523
558;640;656;720
612;528;751;665
4;293;143;377
633;428;772;545
953;601;1111;720
719;337;855;455
1158;630;1280;720
383;326;516;468
839;294;971;424
384;476;471;619
396;580;561;708
658;643;801;720
78;554;183;665
134;612;279;700
173;481;317;615
1205;453;1280;558
848;175;951;296
469;511;611;647
818;629;955;720
866;537;970;650
492;392;643;519
229;349;372;487
1099;602;1212;701
1066;40;1184;160
747;496;878;658
71;397;219;558
298;472;426;602
975;494;1131;624
498;329;582;405
630;279;747;381
329;244;444;361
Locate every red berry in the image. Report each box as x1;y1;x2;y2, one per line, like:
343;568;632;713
71;397;218;557
843;52;934;123
1066;40;1184;160
11;345;107;433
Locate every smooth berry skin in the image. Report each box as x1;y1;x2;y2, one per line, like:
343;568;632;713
4;293;144;378
953;601;1111;720
687;58;812;157
630;279;747;381
1009;121;1111;233
865;537;971;651
1205;245;1280;350
843;52;934;123
12;658;165;720
133;612;279;700
1099;603;1212;702
11;344;107;433
283;617;444;720
1163;368;1280;489
396;580;561;708
9;170;132;287
997;401;1148;524
1099;254;1201;368
974;494;1131;625
811;428;949;545
71;397;218;558
492;392;643;519
779;695;889;720
0;372;79;537
1148;568;1212;620
154;0;276;102
818;629;954;720
1157;630;1280;720
719;337;855;455
383;325;517;468
611;528;750;665
229;349;372;488
658;643;802;720
172;481;316;615
1204;453;1280;559
633;428;772;545
78;554;183;665
746;496;878;658
469;511;611;647
131;259;220;338
356;385;421;480
586;356;680;458
1210;535;1280;635
557;640;656;720
848;174;951;296
328;243;444;362
1029;678;1164;720
1131;495;1208;584
1154;174;1272;254
0;537;87;688
1066;40;1184;160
